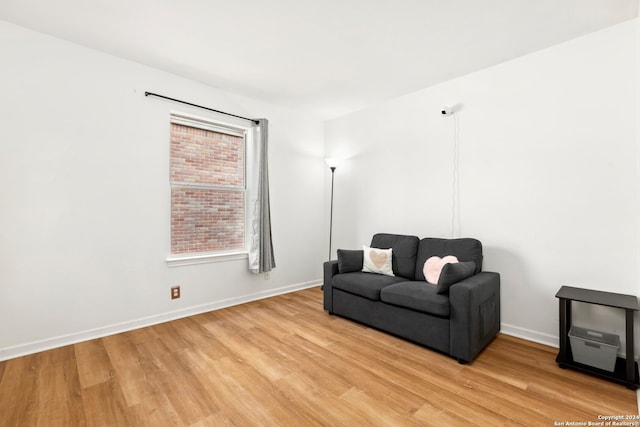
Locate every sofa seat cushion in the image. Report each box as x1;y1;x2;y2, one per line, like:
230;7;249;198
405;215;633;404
380;281;450;317
332;272;407;301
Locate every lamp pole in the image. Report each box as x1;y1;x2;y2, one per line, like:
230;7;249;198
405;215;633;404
328;166;336;260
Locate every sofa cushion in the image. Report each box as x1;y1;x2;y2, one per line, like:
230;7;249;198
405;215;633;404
423;255;459;284
415;238;483;281
337;249;364;273
362;246;394;276
332;272;406;301
380;281;450;317
437;261;476;294
370;233;419;280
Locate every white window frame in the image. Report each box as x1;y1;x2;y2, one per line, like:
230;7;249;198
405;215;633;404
166;112;251;267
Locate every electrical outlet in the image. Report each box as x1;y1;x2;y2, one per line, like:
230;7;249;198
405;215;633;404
171;285;181;300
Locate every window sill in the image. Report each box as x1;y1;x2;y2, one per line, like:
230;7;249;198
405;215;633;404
166;251;248;267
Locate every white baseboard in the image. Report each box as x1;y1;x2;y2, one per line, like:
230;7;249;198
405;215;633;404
500;323;558;348
501;323;639;361
0;280;321;362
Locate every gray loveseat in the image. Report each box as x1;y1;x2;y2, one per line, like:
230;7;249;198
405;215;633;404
323;233;500;363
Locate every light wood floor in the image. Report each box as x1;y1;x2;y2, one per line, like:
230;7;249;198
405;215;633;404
0;287;637;426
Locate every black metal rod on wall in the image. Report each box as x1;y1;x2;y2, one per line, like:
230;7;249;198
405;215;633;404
144;91;259;125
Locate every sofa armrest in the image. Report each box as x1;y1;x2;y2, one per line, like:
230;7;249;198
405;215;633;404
449;271;501;363
323;260;339;313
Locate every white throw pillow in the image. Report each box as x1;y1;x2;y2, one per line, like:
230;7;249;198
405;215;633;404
362;246;394;276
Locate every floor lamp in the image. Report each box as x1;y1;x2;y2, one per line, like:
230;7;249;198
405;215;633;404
325;158;339;261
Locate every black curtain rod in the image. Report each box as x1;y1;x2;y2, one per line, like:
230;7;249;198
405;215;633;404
144;91;259;125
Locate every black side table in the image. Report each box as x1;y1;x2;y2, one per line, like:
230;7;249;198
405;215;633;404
555;286;639;389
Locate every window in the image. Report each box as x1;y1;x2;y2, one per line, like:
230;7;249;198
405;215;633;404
168;113;248;264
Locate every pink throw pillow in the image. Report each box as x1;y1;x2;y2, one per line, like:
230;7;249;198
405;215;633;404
423;255;459;285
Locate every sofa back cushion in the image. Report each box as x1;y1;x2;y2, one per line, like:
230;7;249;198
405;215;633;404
415;238;483;281
370;233;419;280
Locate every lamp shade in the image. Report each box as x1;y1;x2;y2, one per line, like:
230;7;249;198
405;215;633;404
324;158;340;169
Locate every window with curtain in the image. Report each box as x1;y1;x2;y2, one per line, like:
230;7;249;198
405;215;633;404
169;112;247;257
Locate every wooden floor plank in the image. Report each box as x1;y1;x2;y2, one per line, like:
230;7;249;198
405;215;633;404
0;354;40;427
0;287;637;426
34;346;86;426
276;372;374;426
148;349;220;424
188;412;236;427
101;333;159;407
81;377;135;427
195;356;277;426
130;393;184;427
75;338;113;389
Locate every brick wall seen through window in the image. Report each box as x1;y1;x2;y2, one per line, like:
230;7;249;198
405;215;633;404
170;121;245;254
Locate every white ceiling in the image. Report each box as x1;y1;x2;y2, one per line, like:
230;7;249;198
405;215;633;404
1;0;638;119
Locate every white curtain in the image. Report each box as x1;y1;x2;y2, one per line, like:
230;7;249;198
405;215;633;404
247;119;275;274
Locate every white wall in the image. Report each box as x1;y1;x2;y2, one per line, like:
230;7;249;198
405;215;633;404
637;6;640;305
325;19;640;351
0;21;325;360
